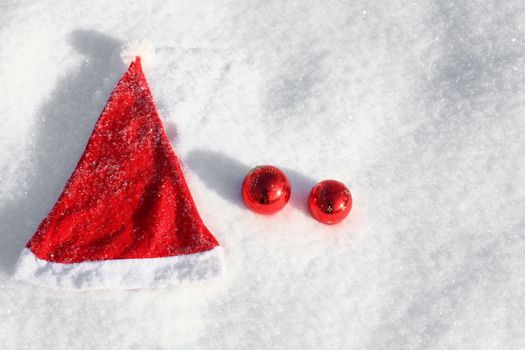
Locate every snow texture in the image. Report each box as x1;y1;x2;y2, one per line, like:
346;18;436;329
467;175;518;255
1;0;525;349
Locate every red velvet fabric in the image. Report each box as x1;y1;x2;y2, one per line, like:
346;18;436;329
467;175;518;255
26;57;220;263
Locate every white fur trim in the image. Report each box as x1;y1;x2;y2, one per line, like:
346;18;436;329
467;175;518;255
13;247;225;290
120;39;155;67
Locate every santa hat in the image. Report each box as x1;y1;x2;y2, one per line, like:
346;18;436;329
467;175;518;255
13;55;225;290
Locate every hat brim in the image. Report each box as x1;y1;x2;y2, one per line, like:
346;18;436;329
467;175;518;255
13;246;226;290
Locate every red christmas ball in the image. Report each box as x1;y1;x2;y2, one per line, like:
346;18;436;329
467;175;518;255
242;165;291;215
308;180;352;225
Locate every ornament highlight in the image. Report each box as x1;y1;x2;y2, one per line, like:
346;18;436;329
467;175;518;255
242;165;291;215
308;180;352;225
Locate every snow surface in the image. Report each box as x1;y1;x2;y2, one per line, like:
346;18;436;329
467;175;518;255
1;0;525;349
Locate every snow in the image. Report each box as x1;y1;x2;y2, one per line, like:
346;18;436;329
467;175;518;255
1;0;525;348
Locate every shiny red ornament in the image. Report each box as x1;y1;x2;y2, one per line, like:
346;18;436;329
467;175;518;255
242;165;291;215
308;180;352;225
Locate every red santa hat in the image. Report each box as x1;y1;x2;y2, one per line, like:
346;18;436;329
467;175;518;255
13;54;225;290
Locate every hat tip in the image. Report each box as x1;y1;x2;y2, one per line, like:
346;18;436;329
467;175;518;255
120;39;155;67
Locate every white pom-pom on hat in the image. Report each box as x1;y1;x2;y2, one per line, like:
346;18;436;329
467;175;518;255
120;39;155;68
